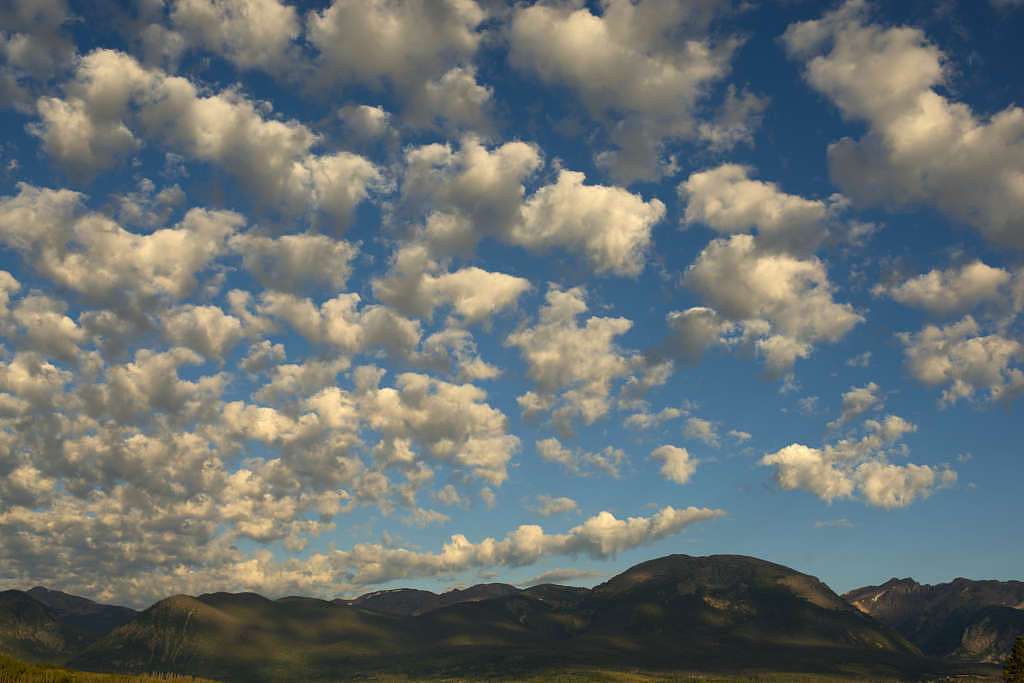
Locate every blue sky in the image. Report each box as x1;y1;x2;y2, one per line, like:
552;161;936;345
0;0;1021;607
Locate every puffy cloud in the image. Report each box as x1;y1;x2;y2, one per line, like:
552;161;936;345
33;50;380;227
650;445;698;485
680;164;834;254
356;370;519;485
511;170;665;277
160;305;245;361
624;406;685;430
509;0;741;181
536;437;626;479
535;495;578;517
336;505;725;587
257;291;421;359
230;232;358;294
170;0;300;72
683;234;862;374
508;286;635;430
11;293;85;362
306;0;489;128
898;316;1024;405
785;0;1024;248
397;138;664;276
874;261;1014;316
0;183;241;311
761;413;954;508
373;244;530;324
0;0;76;111
683;417;719;448
661;307;731;365
828;382;882;430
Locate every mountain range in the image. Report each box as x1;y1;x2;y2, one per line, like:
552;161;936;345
0;554;1017;681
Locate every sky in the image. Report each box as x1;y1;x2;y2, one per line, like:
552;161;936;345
0;0;1021;609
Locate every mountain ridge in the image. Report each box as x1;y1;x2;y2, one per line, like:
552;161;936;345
0;555;1015;681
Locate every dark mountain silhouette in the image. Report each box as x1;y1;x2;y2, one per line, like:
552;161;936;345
0;555;1011;681
337;582;521;616
845;576;1024;662
26;587;137;638
0;590;69;662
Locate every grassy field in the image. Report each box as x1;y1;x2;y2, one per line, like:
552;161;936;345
0;655;215;683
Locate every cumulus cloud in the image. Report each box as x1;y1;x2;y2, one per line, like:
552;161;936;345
785;0;1024;248
536;438;626;479
33;49;380;227
170;0;300;72
0;0;77;112
683;234;862;374
650;445;698;485
397;137;664;276
333;505;725;588
683;417;720;448
231;232;359;294
508;286;636;431
874;261;1015;316
761;413;954;508
509;0;743;182
680;164;837;254
306;0;490;129
898;316;1024;405
535;495;578;517
373;244;531;324
827;382;882;430
0;183;241;312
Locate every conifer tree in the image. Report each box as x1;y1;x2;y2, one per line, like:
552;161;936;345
1006;636;1024;683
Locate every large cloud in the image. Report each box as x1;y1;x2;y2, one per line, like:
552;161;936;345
682;234;862;374
509;0;748;182
32;49;380;228
785;0;1024;248
761;414;955;509
306;0;490;128
508;286;637;432
397;137;665;276
0;183;241;312
898;316;1024;405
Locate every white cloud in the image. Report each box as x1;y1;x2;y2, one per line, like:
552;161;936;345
683;417;720;448
397;137;664;276
828;382;882;430
761;413;954;509
231;232;359;294
0;183;241;311
898;316;1024;405
508;286;635;431
373;244;530;324
680;164;834;254
513;170;665;277
257;291;421;359
335;505;725;587
650;445;698;485
785;0;1024;248
170;0;300;72
624;406;684;430
874;261;1014;316
536;437;626;479
160;304;245;361
33;49;380;228
306;0;489;128
535;495;578;517
683;234;863;374
509;0;740;182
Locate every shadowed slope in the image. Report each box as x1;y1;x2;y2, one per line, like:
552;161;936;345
845;577;1024;661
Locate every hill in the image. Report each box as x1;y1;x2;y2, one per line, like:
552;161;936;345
68;555;953;682
844;577;1024;662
